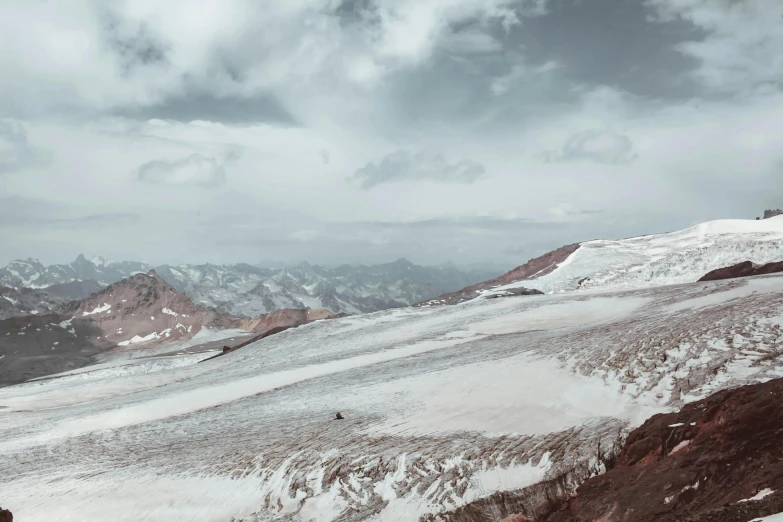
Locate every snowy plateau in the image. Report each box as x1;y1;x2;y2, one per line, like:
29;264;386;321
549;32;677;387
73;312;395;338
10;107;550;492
3;217;783;521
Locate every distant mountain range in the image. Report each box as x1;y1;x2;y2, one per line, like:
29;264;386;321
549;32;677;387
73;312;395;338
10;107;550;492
0;255;500;316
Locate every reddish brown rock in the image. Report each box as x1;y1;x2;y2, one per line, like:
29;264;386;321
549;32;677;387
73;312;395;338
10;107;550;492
238;308;336;332
502;515;535;522
533;378;783;522
418;243;580;306
0;507;12;522
698;260;783;282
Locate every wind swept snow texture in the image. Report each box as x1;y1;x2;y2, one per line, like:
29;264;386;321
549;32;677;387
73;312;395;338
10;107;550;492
3;275;783;521
494;217;783;295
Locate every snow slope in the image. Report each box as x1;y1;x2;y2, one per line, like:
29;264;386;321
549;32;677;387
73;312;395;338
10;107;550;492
495;216;783;295
3;274;783;521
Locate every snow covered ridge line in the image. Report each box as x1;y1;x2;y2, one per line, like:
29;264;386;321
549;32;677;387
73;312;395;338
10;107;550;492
422;216;783;307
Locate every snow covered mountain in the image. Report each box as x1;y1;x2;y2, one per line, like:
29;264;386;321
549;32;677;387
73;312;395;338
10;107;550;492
3;272;783;520
430;216;783;305
158;259;499;315
0;255;149;289
0;256;499;316
0;270;341;386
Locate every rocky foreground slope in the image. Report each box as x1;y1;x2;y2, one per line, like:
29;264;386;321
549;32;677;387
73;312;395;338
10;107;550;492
3;272;783;521
510;377;783;522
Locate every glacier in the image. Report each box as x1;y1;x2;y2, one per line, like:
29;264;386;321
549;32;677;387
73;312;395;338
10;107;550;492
3;270;783;520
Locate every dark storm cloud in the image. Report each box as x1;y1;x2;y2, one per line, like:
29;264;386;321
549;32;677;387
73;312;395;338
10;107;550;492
543;129;637;165
500;0;707;100
104;18;169;73
0;119;42;174
136;154;227;186
350;150;486;189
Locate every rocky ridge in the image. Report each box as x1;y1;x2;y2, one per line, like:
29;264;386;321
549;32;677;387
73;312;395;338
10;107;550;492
0;285;63;320
698;260;783;282
418;243;579;306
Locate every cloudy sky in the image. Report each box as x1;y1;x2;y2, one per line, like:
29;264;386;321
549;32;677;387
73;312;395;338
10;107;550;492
1;0;781;269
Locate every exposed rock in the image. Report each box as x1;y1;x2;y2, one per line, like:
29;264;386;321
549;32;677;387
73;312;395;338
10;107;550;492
418;243;580;306
42;279;103;300
238;308;336;332
698;260;783;282
335;412;344;420
763;209;783;219
0;507;12;522
531;378;783;522
502;515;534;522
483;287;545;300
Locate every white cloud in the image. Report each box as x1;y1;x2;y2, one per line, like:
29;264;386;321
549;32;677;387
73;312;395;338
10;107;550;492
0;119;40;173
136;154;226;186
350;150;486;189
543;129;637;165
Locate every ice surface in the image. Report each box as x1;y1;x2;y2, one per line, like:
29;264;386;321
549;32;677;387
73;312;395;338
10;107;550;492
3;275;783;521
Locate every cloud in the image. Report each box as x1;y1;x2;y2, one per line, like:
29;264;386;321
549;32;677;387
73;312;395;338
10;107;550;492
645;0;783;94
543;129;637;165
0;0;550;119
0;196;139;228
350;150;486;189
136;154;226;186
0;119;40;173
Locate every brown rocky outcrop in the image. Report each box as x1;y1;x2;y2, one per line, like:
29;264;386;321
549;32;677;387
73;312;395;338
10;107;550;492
698;260;783;282
0;506;12;522
524;378;783;522
502;515;534;522
418;243;580;306
238;308;336;332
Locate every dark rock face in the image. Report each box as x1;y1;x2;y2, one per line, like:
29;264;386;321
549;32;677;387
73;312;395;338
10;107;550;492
483;287;545;299
0;285;63;320
0;507;11;522
531;378;783;522
42;279;103;300
763;209;783;219
698;260;783;282
418;243;580;306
